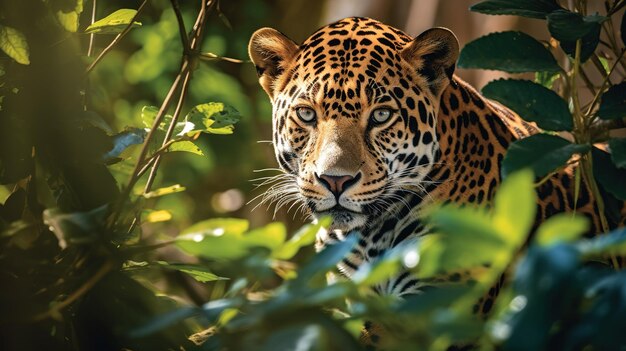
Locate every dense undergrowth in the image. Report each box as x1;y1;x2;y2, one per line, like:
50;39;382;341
0;0;625;350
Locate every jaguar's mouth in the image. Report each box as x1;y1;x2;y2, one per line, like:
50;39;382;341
314;205;367;231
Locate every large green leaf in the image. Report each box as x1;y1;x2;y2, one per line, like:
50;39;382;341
597;82;626;120
458;31;560;73
167;140;204;156
592;147;626;200
482;79;572;131
470;0;560;19
547;10;605;41
185;102;241;135
494;170;536;246
502;134;590;178
272;217;331;260
176;218;250;260
535;213;589;246
608;138;626;168
157;262;228;283
85;9;142;34
0;25;30;65
548;10;604;63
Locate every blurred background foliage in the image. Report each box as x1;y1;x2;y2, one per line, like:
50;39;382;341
1;0;626;350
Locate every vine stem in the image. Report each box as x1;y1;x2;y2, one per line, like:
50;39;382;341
87;0;97;57
85;0;149;75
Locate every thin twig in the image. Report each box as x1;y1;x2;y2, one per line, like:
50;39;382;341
85;0;149;74
170;0;190;53
87;0;97;57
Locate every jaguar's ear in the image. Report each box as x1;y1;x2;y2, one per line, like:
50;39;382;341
400;27;459;97
248;28;299;99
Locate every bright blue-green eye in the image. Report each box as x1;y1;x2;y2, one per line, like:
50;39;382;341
296;107;316;122
371;108;392;123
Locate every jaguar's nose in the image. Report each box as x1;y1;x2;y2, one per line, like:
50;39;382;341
315;172;361;198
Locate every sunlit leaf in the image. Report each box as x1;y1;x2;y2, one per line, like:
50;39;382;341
176;218;250;260
168;140;204;156
458;31;560;73
272;217;331;260
0;25;30;65
53;0;83;32
494;169;536;244
157;262;228;282
142;184;186;199
85;9;142;34
144;210;172;223
535;213;589;246
185;102;241;134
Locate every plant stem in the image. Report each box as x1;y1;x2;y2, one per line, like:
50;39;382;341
87;0;97;57
85;0;149;75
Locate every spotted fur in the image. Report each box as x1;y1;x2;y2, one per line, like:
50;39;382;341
249;17;624;301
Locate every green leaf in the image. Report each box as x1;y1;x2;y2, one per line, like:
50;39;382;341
502;134;590;178
244;222;287;251
494;169;536;245
559;22;601;63
470;0;560;19
168;140;204;156
272;217;331;260
176;218;250;260
0;25;30;65
458;31;560;73
535;213;590;246
608;138;626;168
43;205;107;249
482;79;572;131
85;9;142;34
157;262;228;283
547;10;605;42
142;184;186;199
597;82;626;120
185;102;241;134
592;147;626;200
576;227;626;257
296;234;358;283
53;0;83;32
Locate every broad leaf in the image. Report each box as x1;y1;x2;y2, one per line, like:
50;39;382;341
272;217;331;260
168;140;204;156
0;25;30;65
547;10;605;42
185;102;241;134
458;31;560;73
559;23;601;63
597;82;626;120
470;0;560;19
608;138;626;168
494;169;536;245
502;134;590;178
592;147;626;200
144;210;172;223
535;213;589;246
85;9;142;34
296;234;358;283
176;218;250;260
482;79;572;131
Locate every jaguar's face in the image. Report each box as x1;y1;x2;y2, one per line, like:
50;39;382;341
249;17;458;232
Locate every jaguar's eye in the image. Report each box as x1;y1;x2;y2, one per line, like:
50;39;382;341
296;107;316;122
371;108;392;124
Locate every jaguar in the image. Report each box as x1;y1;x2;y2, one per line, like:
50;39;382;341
248;16;623;307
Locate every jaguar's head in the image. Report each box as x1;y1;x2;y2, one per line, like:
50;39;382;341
249;17;458;232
